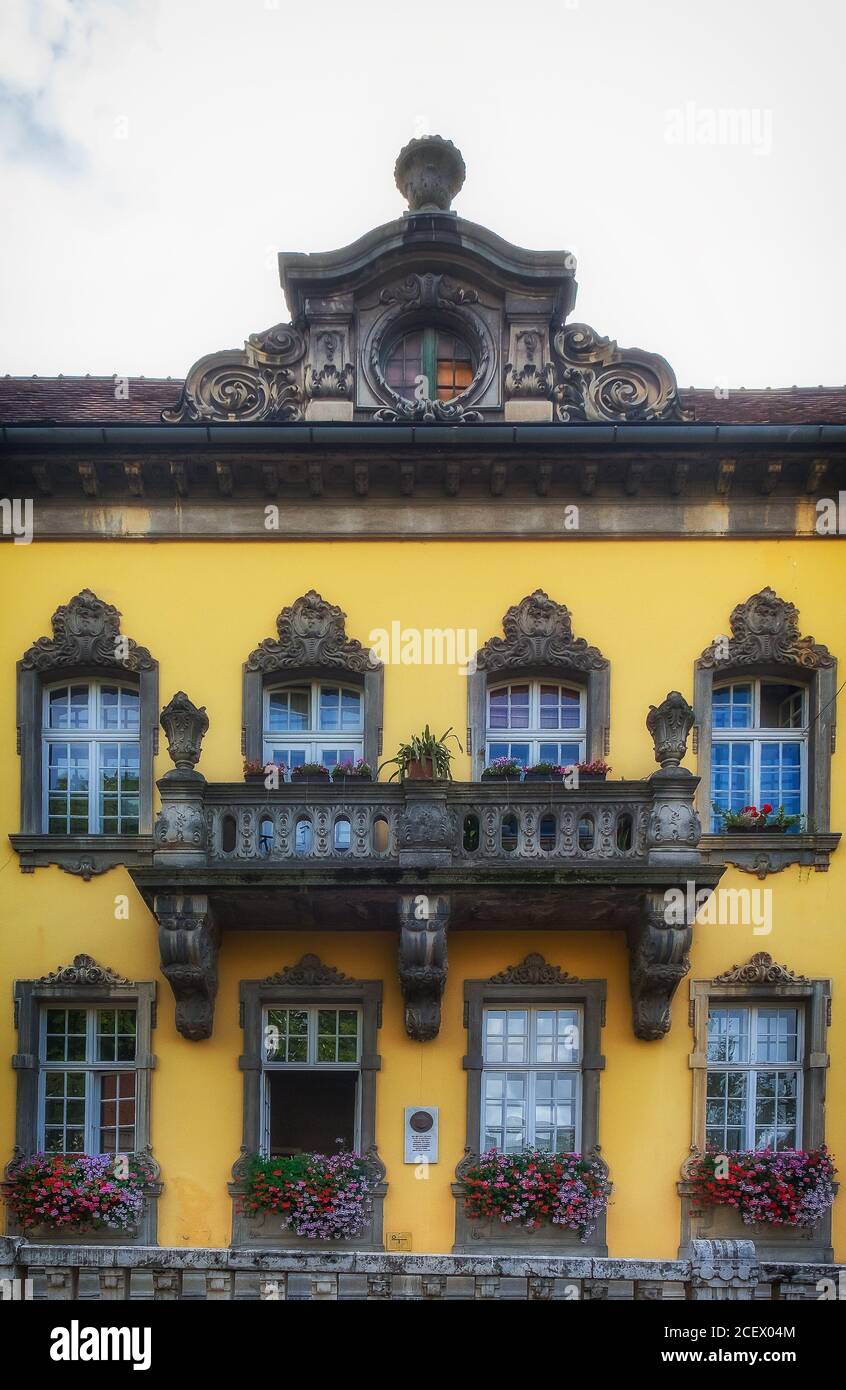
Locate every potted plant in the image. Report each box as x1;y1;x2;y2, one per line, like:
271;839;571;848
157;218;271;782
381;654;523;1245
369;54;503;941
331;759;373;782
243;758;268;784
291;762;331;784
2;1152;157;1236
461;1148;611;1242
481;756;524;781
713;803;803;834
239;1150;374;1241
380;726;462;781
524;760;563;782
569;759;612;783
686;1148;836;1230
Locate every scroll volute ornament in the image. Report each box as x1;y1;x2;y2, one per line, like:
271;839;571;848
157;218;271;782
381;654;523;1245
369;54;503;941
475;590;608;674
552;323;688;424
160;692;209;772
245;590;378;674
21;589;154;672
647;692;695;769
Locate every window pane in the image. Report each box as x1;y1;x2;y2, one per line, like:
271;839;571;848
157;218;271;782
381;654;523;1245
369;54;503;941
755;1008;799;1064
712;684;753;729
99;1072;136;1152
759;742;802;820
43;1071;87;1152
100;685;140;732
707;1008;749;1064
268;687;310;732
48;685;91;731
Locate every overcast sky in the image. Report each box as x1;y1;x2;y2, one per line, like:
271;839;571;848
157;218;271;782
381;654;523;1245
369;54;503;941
1;0;844;387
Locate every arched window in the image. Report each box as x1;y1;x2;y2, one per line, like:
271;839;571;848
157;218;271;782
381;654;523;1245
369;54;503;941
263;681;363;776
710;678;807;830
43;681;141;835
385;328;473;402
486;679;586;771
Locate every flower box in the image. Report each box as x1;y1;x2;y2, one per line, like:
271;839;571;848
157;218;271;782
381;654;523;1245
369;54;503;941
290;768;330;783
679;1148;836;1261
453;1148;610;1256
524;769;562;782
2;1152;160;1245
230;1149;388;1251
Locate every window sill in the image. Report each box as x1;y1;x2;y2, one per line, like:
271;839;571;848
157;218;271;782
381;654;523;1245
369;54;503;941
451;1185;608;1258
677;1181;835;1262
9;833;155;877
698;831;840;878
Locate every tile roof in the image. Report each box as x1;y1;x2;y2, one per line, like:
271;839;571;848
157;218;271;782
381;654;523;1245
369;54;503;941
1;376;846;426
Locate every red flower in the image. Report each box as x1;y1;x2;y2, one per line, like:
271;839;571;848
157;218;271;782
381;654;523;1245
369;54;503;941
760;803;773;815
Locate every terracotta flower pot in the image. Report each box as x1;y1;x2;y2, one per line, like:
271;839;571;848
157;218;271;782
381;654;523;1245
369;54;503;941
406;757;435;780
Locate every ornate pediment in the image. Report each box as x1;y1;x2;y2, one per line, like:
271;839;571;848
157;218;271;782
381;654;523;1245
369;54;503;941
552;323;688;424
476;590;608;674
261;954;358;987
712;952;808;986
245;590;378;674
488;953;579;985
698;588;835;670
21;589;155;673
35;954;134;987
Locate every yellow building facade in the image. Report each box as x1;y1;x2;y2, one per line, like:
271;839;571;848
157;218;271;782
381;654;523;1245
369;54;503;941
1;138;843;1300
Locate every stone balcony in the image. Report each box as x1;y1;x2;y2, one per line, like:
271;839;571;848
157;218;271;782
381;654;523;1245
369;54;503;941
126;690;722;1044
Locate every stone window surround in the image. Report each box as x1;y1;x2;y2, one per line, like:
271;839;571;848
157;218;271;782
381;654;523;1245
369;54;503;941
467;592;610;776
453;959;607;1256
13;590;159;875
230;957;386;1250
692;587;838;877
9;957;159;1246
242;591;384;774
680;957;833;1261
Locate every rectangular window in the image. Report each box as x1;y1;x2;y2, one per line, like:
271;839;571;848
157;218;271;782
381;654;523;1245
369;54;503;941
262;1006;361;1156
39;1006;138;1153
481;1006;581;1153
705;1004;802;1151
43;683;140;835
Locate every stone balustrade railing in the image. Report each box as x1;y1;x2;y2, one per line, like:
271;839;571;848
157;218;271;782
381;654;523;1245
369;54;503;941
155;778;688;869
0;1239;839;1301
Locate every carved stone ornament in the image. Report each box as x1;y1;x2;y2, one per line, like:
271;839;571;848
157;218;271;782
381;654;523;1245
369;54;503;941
398;895;449;1042
21;589;155;672
245;590;378;674
154;894;220;1041
378;274;479;310
162;322;306;424
711;952;808;986
261;954;358;987
627;892;692;1040
475;590;608;674
698;588;835;670
647;691;695;768
394;135;466;212
159;691;209;771
488;953;579;985
552;323;688;423
35;954;134;987
505;330;555;400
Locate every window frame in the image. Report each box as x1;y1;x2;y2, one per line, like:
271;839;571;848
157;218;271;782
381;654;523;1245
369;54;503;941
11;961;159;1243
37;1003;140;1154
704;1002;804;1152
708;677;808;831
480;1004;583;1153
456;963;607;1254
260;1003;363;1156
233;959;385;1248
485;678;587;770
41;679;142;836
385;325;475;404
262;680;365;774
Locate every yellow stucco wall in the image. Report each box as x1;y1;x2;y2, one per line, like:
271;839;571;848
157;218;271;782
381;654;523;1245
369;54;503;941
1;537;843;1256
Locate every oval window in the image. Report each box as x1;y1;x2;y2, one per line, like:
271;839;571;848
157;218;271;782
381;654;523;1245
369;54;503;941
385;328;473;402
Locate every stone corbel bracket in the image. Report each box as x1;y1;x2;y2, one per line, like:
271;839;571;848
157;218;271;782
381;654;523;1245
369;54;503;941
154;893;221;1041
627;890;693;1041
398;893;449;1041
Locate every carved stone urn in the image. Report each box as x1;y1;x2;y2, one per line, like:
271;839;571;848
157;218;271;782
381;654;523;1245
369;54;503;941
646;691;695;769
394;135;466;212
159;692;209;773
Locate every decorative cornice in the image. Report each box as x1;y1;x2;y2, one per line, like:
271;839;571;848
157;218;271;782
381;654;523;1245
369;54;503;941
552;323;688;424
261;954;359;987
34;954;134;987
21;589;155;673
711;952;808;986
475;590;608;674
698;588;835;670
245;590;379;674
488;953;579;985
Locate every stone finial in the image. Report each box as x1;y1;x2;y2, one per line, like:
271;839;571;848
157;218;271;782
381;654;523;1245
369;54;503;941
394;135;466;212
160;692;209;772
646;691;695;769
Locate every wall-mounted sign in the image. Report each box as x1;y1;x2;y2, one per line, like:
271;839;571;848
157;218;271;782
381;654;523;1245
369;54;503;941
404;1106;439;1164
